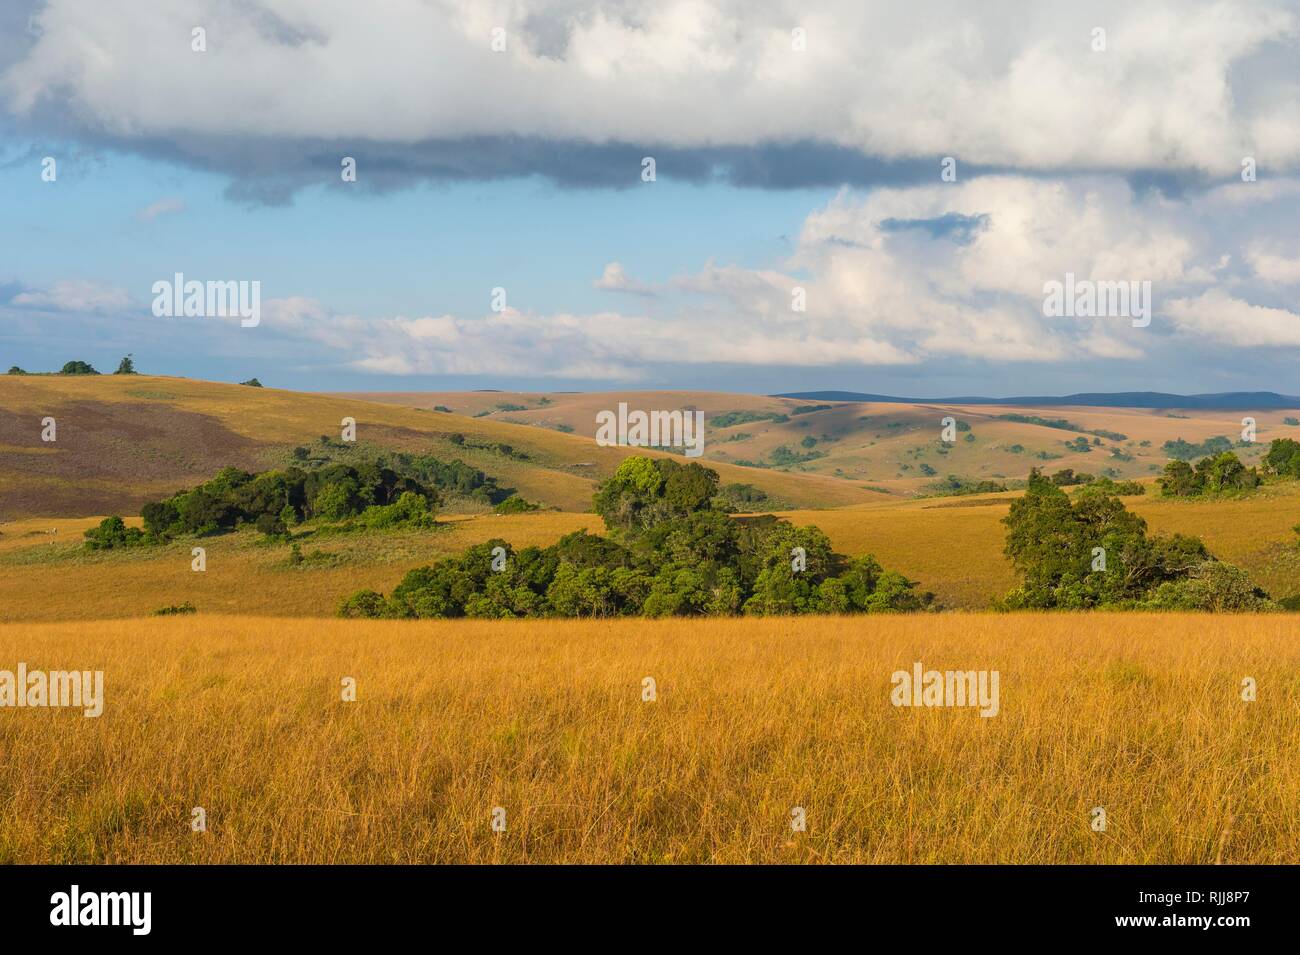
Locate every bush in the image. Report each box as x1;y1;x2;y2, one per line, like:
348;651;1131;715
337;590;387;619
1001;471;1263;609
84;516;146;550
255;511;288;539
714;483;768;512
493;494;539;514
1143;562;1276;612
355;491;436;529
59;360;98;375
153;602;196;616
351;457;932;619
1263;438;1300;479
1159;452;1260;497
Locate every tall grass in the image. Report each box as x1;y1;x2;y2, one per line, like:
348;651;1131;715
0;613;1294;863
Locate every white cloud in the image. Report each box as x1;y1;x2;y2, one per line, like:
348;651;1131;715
1165;289;1300;347
1245;243;1300;284
593;262;656;295
2;1;1297;175
136;197;186;222
10;279;131;313
237;172;1300;375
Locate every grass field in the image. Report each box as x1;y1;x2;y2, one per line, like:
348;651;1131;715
0;375;885;515
2;478;1296;621
1;377;1296;866
349;387;1300;495
0;613;1295;864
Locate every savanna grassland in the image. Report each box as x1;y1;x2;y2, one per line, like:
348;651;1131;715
0;614;1295;864
1;374;1298;865
2;481;1297;620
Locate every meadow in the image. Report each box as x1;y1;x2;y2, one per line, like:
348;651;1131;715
0;613;1295;864
2;478;1296;621
0;375;1296;866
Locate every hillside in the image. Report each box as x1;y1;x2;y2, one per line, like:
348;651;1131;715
0;375;884;518
342;388;1300;496
2;479;1296;622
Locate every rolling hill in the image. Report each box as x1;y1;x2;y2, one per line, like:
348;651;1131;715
0;375;884;519
342;388;1300;497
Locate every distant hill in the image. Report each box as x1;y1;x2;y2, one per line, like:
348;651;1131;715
0;376;882;518
775;391;1300;409
342;388;1300;499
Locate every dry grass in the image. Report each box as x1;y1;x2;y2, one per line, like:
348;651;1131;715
0;613;1295;864
0;512;598;622
779;480;1300;608
1;477;1296;622
0;375;882;514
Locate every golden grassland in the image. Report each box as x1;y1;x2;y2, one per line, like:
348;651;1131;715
0;479;1296;621
0;375;882;513
347;387;1300;493
0;613;1295;864
784;481;1300;608
0;512;598;622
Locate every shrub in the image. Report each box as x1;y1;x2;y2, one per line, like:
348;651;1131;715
59;360;98;375
337;590;387;619
255;511;288;539
1263;438;1300;479
355;491;436;529
714;483;768;512
153;602;196;616
1144;562;1277;612
1159;452;1260;497
1001;471;1262;609
352;457;932;619
493;494;539;514
84;516;146;550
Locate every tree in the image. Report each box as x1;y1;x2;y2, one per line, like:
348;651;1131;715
240;378;263;387
593;456;719;532
6;366;27;375
59;360;98;375
1263;438;1300;479
1157;460;1197;497
311;479;360;520
337;590;386;618
114;354;137;375
1145;562;1275;612
84;516;145;549
1001;470;1259;609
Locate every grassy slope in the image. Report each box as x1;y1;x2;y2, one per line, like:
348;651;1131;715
348;389;1300;495
0;614;1295;863
0;375;884;517
2;481;1296;622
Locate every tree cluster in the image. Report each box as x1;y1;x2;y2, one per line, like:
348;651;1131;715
1001;470;1272;610
340;456;932;619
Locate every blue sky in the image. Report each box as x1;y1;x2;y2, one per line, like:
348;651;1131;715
2;1;1299;396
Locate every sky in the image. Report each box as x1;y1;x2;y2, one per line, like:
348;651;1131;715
1;0;1299;397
